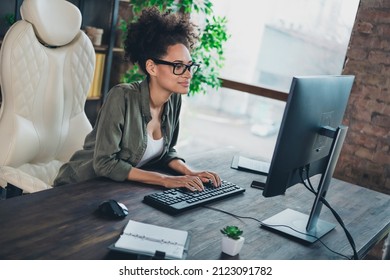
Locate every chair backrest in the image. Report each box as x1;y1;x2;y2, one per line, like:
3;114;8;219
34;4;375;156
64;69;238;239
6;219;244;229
0;0;95;192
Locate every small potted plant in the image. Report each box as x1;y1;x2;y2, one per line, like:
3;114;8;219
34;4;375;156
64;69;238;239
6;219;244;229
220;225;244;256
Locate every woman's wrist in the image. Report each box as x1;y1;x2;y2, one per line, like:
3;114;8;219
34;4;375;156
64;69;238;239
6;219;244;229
168;158;193;175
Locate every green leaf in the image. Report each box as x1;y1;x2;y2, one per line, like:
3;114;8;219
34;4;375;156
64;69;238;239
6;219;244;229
221;225;243;240
121;0;229;96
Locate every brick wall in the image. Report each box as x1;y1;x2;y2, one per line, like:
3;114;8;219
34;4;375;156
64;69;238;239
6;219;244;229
336;0;390;195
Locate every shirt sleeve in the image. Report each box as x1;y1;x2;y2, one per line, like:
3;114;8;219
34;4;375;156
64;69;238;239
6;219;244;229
92;86;133;181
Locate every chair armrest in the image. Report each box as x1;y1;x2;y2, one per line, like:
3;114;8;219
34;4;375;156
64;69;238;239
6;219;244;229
0;166;52;193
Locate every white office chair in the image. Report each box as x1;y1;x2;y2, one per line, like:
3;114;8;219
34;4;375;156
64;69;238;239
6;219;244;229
0;0;95;195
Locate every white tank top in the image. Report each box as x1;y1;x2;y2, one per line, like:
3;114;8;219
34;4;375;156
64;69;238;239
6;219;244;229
136;134;164;167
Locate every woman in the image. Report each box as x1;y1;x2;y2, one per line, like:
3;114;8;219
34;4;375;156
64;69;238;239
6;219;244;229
54;7;221;191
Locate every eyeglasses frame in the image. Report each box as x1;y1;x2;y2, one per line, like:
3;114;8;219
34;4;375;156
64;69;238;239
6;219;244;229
151;58;200;75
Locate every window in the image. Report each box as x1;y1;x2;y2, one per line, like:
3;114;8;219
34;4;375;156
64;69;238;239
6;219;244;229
178;0;360;160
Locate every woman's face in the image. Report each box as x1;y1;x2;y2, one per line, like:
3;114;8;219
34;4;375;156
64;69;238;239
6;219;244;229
152;43;196;95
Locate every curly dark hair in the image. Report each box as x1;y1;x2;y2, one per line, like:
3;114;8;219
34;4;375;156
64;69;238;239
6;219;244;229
124;7;199;75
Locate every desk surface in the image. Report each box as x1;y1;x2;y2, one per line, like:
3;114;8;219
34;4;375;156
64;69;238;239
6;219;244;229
0;149;389;260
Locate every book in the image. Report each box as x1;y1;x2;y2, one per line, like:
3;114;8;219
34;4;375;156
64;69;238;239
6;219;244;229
87;53;105;99
109;220;190;260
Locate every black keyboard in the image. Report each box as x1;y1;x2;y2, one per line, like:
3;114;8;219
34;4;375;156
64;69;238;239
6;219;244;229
143;180;245;215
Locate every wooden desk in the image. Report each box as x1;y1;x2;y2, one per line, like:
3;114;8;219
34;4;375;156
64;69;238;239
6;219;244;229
0;149;389;260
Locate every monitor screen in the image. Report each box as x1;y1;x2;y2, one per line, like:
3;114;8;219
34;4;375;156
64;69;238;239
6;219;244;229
263;75;354;197
255;75;355;243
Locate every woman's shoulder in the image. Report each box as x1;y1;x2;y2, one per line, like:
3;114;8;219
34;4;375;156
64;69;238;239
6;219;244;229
110;81;143;95
105;81;145;101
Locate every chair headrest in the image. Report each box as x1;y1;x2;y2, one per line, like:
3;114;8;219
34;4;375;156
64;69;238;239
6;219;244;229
20;0;82;46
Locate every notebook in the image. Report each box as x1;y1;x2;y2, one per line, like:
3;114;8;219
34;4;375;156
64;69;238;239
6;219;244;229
109;220;190;260
231;155;270;175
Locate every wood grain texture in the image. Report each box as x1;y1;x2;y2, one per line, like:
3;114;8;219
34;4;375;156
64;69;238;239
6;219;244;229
0;148;389;260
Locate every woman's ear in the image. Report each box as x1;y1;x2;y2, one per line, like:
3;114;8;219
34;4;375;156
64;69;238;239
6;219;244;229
145;59;157;77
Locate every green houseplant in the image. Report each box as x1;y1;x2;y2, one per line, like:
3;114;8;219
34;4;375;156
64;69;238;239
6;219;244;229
119;0;229;95
3;13;16;26
220;225;243;240
220;225;244;256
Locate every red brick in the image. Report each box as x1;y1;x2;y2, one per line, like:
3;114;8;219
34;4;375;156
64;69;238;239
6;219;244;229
357;21;374;34
372;112;390;128
368;50;390;64
347;130;378;149
349;35;381;51
377;24;390;37
348;48;368;60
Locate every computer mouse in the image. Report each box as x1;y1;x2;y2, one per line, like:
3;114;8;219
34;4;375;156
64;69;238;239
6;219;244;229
97;199;128;219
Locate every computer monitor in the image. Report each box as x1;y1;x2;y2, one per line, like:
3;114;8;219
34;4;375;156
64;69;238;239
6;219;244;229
253;75;355;243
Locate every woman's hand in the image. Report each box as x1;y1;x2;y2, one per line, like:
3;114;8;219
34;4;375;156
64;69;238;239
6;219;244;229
166;159;222;191
162;175;205;191
188;170;221;188
163;171;221;192
127;165;221;192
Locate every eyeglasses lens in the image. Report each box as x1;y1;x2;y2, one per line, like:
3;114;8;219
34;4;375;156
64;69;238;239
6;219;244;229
173;63;199;75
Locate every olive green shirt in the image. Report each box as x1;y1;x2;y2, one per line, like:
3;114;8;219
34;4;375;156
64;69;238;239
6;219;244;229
53;80;183;186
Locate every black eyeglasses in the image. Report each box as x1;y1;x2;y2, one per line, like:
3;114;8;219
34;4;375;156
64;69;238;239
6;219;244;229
151;58;200;75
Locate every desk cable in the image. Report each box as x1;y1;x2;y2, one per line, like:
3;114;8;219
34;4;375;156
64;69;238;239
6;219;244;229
203;205;352;260
205;168;359;260
203;204;354;260
299;166;359;260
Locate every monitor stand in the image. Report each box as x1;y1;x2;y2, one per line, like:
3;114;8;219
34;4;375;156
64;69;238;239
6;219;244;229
261;208;335;243
261;125;348;244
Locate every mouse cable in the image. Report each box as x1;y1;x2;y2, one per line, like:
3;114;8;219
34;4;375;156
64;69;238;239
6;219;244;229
202;205;352;260
300;166;359;260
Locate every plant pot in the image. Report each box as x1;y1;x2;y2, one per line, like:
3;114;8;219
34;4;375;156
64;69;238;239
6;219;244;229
221;236;245;256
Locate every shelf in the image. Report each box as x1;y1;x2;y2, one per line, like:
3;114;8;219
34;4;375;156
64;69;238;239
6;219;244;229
87;96;101;101
0;0;121;126
113;47;124;53
93;45;108;52
93;45;123;53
